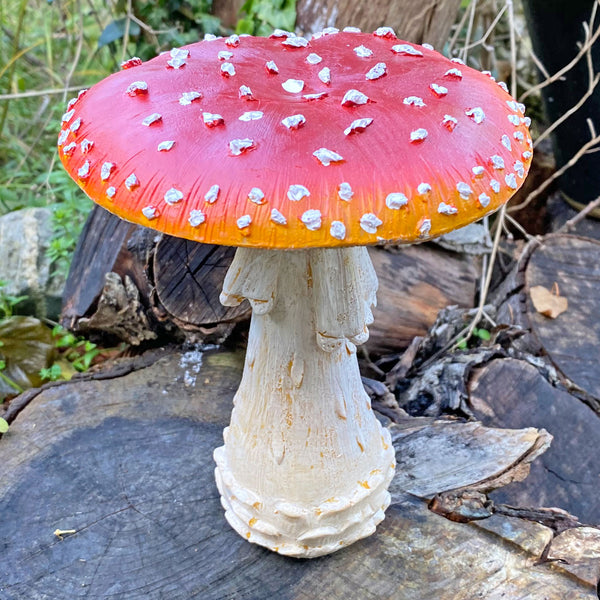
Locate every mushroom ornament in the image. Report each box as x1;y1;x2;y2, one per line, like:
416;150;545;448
58;28;532;558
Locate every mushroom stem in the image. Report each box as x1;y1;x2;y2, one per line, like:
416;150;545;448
214;246;396;558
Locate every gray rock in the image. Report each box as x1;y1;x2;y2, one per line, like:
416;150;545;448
0;207;65;319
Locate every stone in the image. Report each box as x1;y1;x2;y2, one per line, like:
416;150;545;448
0;207;66;319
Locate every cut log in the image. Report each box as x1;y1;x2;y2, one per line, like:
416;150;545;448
468;357;600;524
495;234;600;412
61;207;479;354
1;348;597;599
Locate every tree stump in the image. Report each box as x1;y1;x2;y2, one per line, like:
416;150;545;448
1;348;599;599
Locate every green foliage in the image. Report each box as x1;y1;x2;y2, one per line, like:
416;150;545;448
0;418;9;434
456;327;491;350
236;0;296;36
0;281;27;320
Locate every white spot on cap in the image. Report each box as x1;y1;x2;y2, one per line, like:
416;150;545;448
490;155;505;169
514;131;525;142
283;36;309;48
318;67;331;84
62;142;76;156
142;113;162;126
303;92;328;101
121;57;142;69
502;134;512;150
417;183;431;195
205;184;220;203
125;173;139;190
237;215;251;229
239;85;254;100
239;111;263;121
478;193;491;207
451;57;465;64
204;33;218;41
301;209;322;230
203;113;224;127
354;45;373;57
126;81;148;96
221;62;235;77
344;117;373;135
365;63;386;80
142;206;159;220
218;50;233;60
167;47;189;69
490;179;501;193
444;68;463;79
106;186;116;199
66;97;78;110
179;91;202;105
419;219;431;236
429;83;448;97
403;96;426;107
343;26;361;33
386;193;408;209
306;53;322;64
229;138;255;155
438;202;458;215
58;130;69;146
80;139;94;153
442;115;458;131
101;162;115;181
522;150;532;160
506;100;519;112
270;208;287;225
498;81;509;92
70;118;82;132
77;161;90;179
282;79;304;93
341;89;369;106
338;182;354;201
410;128;428;142
465;107;485;123
189;210;206;227
288;185;310;201
505;173;518;189
158;140;175;151
248;187;265;204
281;114;306;130
360;213;382;233
330;221;346;240
457;182;472;199
225;34;240;47
472;166;485;177
391;44;423;56
271;29;293;38
265;60;279;73
422;43;434;50
522;116;532;127
164;187;183;204
508;114;520;126
313;148;344;166
374;26;396;38
62;109;75;123
319;27;339;35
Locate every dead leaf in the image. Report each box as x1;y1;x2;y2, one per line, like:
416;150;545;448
530;285;568;318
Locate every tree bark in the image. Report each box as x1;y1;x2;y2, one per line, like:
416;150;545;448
296;0;462;50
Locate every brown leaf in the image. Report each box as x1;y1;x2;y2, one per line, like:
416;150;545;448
530;285;568;318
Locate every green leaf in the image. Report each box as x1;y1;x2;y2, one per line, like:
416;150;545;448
476;328;491;341
0;316;55;399
98;18;141;49
0;418;8;434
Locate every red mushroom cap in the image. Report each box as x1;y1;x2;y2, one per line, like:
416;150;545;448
58;30;532;249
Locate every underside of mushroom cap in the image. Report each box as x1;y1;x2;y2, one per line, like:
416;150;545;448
58;30;532;249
